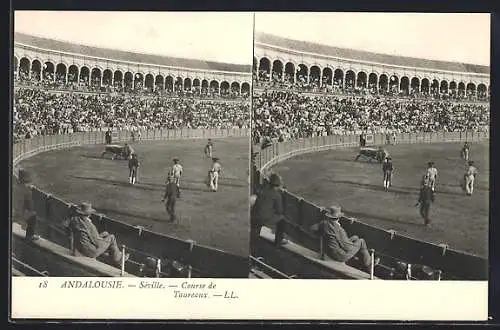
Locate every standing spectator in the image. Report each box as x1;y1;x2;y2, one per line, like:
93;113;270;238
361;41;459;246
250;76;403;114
251;173;288;245
18;169;39;241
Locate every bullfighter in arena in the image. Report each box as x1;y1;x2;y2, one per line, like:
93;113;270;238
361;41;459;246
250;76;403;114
204;139;213;158
161;174;177;222
382;156;394;190
170;158;183;198
416;176;435;227
461;142;470;161
123;143;134;159
464;160;478;196
128;153;140;185
208;157;222;192
424;161;438;192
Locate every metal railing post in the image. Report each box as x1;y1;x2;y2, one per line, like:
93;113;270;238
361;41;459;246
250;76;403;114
370;249;375;280
120;245;126;276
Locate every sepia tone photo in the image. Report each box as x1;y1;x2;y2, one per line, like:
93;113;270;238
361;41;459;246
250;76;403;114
250;13;490;281
12;11;253;279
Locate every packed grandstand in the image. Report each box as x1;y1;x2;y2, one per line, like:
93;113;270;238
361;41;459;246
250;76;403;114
13;32;251;140
252;32;490;144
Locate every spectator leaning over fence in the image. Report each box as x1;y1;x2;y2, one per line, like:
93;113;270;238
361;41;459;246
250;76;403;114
18;169;40;241
309;205;380;271
250;173;288;246
66;202;129;266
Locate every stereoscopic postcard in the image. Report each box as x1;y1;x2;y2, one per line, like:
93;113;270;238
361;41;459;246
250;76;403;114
11;11;489;321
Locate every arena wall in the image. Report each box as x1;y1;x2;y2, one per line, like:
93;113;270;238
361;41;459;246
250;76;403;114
254;130;489;280
12;127;250;278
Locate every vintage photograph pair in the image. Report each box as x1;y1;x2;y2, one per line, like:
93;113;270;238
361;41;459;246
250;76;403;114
11;11;490;320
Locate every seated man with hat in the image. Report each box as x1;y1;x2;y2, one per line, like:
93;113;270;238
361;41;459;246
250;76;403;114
67;202;129;266
310;205;379;271
251;173;288;246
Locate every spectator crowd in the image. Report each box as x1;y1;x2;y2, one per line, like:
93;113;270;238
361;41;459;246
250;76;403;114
15;71;249;100
13;88;250;139
253;69;489;103
253;90;490;144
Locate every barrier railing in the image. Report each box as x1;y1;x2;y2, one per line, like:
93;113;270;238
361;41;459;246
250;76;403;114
13;127;250;278
255;130;489;280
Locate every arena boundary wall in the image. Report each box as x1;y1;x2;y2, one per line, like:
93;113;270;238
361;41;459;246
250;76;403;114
12;127;250;278
255;130;489;280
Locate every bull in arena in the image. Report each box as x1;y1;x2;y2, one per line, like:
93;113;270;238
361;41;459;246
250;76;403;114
101;144;134;160
355;146;389;163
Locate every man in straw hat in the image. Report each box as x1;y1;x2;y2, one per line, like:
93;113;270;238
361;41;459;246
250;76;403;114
18;168;39;241
161;174;177;222
67;202;129;266
251;173;288;246
310;205;379;271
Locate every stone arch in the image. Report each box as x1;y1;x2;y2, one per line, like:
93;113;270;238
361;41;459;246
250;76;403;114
400;76;410;95
144;73;154;91
421;78;430;93
322;67;333;86
79;66;90;84
55;63;67;83
184;77;192;90
431;79;439;94
241;82;250;95
102;69;113;86
272;59;283;81
368;73;378;90
389;74;399;92
134;73;144;90
231;81;240;94
378;74;388;92
259;57;271;80
163;75;173;92
297;64;308;84
309;65;321;87
42;61;55;82
334;69;344;86
90;68;102;86
440;80;449;94
284;62;295;83
113;70;123;86
410;77;420;94
201;79;209;92
357;71;367;88
477;83;487;100
19;57;31;79
192;78;200;89
210;80;219;93
345;70;356;88
124;71;134;89
68;65;79;83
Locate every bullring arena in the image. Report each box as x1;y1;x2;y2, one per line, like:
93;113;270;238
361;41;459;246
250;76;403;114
12;31;252;277
252;31;489;279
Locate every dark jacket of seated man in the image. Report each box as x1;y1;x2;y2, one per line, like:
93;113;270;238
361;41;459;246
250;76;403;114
310;205;378;271
68;202;128;266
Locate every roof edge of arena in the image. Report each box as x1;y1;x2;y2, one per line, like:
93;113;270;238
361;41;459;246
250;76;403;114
14;32;252;75
255;32;489;76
